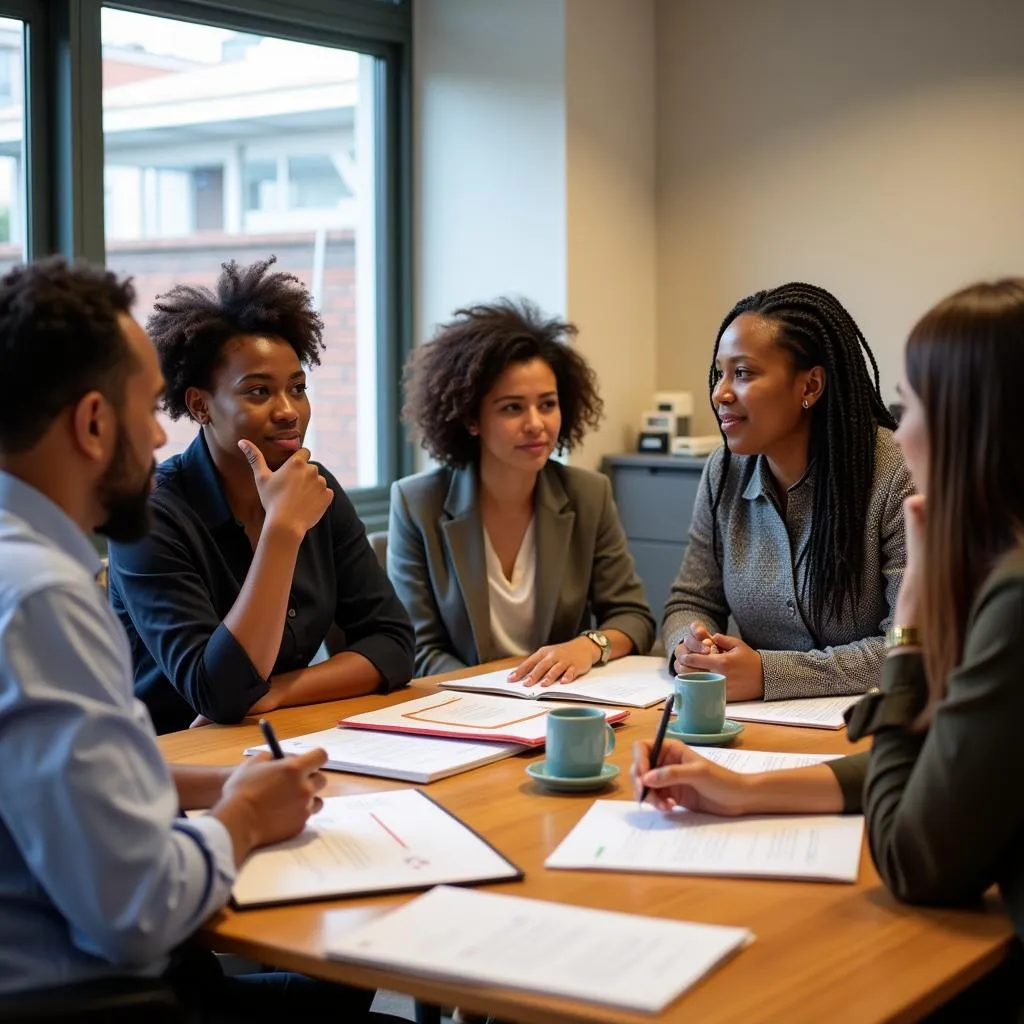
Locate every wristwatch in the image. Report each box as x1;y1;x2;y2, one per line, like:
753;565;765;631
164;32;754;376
885;625;922;649
582;629;611;666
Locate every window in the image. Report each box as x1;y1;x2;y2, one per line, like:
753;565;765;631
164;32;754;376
101;8;384;490
0;0;410;526
0;16;25;268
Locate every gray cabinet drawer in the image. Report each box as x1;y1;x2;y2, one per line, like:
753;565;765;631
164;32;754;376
628;539;686;622
611;466;701;543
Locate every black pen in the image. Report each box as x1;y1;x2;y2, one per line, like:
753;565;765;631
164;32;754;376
259;718;285;760
638;696;675;806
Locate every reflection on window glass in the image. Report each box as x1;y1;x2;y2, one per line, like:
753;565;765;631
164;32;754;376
0;17;26;270
101;8;380;489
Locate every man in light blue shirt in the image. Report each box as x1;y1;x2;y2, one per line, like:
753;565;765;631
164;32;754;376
0;258;368;1019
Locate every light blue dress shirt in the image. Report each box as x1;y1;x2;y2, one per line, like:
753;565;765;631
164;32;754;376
0;471;235;994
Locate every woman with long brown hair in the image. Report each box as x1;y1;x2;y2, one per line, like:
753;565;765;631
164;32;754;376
633;279;1024;1010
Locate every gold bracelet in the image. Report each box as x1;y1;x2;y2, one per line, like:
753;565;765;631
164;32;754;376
885;625;921;649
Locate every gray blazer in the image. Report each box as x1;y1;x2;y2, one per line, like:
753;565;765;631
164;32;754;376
663;428;913;700
388;461;656;677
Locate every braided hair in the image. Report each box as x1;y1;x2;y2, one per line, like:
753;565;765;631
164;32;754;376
709;282;895;636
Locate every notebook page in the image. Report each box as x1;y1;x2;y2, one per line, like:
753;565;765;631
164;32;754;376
442;655;673;708
546;800;863;883
325;885;752;1013
340;691;627;746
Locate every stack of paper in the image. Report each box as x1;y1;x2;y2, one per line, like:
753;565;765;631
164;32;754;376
340;691;628;747
546;800;864;883
230;789;521;908
326;885;753;1013
245;726;524;783
726;695;862;730
441;655;673;708
695;748;841;772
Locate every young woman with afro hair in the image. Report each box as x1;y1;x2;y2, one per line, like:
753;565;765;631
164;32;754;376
108;257;413;734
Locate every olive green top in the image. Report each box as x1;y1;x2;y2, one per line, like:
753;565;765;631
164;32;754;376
826;542;1024;940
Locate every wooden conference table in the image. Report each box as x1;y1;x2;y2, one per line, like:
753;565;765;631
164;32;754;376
159;662;1014;1024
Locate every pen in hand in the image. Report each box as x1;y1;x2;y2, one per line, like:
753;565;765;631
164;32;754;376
638;696;675;807
259;718;285;760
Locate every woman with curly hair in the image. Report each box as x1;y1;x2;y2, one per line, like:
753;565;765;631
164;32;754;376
108;257;414;734
390;298;655;682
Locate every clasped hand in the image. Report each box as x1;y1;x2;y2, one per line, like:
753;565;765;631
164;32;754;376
673;620;764;700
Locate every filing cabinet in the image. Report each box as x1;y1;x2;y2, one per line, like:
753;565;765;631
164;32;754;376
601;453;707;622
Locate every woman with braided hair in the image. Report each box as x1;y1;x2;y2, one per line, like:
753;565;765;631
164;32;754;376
664;282;913;701
636;279;1024;1016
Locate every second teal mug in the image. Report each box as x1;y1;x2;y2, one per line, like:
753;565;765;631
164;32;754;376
674;672;727;734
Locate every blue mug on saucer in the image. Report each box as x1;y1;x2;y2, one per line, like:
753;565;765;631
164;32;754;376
545;706;615;778
674;672;726;735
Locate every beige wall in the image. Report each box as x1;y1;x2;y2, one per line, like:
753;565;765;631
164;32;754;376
414;0;657;471
414;0;567;345
566;0;657;467
656;0;1024;432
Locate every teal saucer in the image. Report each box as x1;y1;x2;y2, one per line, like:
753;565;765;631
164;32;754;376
526;761;620;792
666;719;744;746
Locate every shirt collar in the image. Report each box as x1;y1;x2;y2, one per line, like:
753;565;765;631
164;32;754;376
741;454;814;502
179;431;234;529
0;471;103;576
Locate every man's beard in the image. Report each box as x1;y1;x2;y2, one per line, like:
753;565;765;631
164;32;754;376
95;424;155;544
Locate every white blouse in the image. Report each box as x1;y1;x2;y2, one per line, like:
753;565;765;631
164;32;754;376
482;518;537;658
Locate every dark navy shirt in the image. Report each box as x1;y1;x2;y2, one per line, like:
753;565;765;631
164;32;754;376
108;433;414;734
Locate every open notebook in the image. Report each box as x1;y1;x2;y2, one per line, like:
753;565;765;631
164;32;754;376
441;655;673;708
244;726;525;784
325;885;753;1014
340;691;628;747
224;789;521;909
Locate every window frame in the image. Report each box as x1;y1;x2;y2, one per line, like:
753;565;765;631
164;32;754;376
3;0;413;531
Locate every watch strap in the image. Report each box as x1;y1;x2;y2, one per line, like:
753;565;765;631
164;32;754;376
885;625;922;649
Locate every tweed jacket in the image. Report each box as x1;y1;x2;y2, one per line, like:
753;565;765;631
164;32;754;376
388;461;656;677
663;427;913;700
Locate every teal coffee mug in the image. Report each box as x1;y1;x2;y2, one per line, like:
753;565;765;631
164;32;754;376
674;672;727;734
545;706;616;778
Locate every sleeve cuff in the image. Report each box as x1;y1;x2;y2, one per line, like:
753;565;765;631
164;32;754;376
598;614;655;657
348;635;414;693
171;814;236;917
844;654;927;741
825;752;869;814
760;649;797;701
199;624;269;722
662;622;689;673
174;815;236;883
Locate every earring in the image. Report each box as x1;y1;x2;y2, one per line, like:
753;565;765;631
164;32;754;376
802;400;810;409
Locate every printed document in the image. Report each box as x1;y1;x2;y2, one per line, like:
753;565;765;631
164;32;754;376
726;695;862;730
325;885;752;1013
694;748;841;772
546;800;863;883
231;789;519;908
